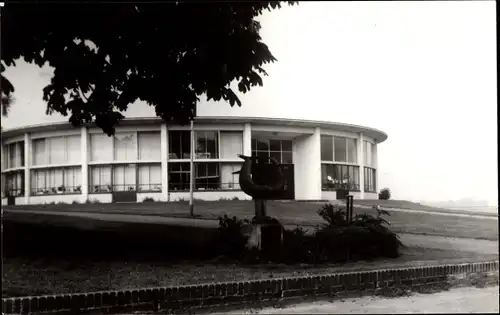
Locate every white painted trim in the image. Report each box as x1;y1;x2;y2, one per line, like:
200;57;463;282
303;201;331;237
30;130;80;140
358;132;365;199
1;166;25;173
2;135;25;145
251;124;315;135
30;163;82;169
24;133;30;203
160;123;169;201
243;123;252;156
81;126;89;200
320;130;359;139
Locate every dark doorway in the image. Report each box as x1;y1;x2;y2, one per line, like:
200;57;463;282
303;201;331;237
112;191;137;203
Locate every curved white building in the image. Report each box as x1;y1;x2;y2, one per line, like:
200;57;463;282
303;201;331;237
1;116;387;205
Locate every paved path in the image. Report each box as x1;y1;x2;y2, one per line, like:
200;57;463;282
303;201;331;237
217;286;500;314
354;204;497;220
5;209;498;257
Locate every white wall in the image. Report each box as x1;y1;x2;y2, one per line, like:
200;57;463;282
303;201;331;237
293;127;322;200
29;194;86;204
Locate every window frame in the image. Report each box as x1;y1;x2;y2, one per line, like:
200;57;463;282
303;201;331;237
31;166;82;195
321;163;360;191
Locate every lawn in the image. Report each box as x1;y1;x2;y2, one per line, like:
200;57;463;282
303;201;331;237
3;247;497;298
4;200;498;240
354;199;498;217
2;200;498;299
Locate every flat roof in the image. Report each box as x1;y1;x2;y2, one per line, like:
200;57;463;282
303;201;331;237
1;116;388;143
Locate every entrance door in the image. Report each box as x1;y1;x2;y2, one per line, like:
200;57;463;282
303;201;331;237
276;164;295;200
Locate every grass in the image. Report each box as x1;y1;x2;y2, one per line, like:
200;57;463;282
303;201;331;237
4;200;498;240
2;201;498;299
3;247;497;298
354;199;498;217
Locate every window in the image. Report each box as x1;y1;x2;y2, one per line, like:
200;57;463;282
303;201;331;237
220;163;242;190
195;162;220;190
251;139;293;164
114;133;137;161
90;134;113;161
33;138;47;165
31;167;81;195
4;141;24;169
169;131;191;159
364;167;376;192
138;132;161;160
168;162;190;191
3;171;24;197
220;131;243;159
364;141;373;166
89;165;112;193
113;164;137;191
195;131;218;159
32;136;81;165
321;164;359;191
334;137;347;162
346;138;357;163
320;135;333;161
138;164;162;192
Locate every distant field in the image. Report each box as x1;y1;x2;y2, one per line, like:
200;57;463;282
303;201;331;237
354;199;498;217
4;200;498;240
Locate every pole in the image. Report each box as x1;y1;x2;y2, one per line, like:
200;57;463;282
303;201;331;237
189;119;194;216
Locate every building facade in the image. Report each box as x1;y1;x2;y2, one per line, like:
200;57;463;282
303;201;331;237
1;117;387;205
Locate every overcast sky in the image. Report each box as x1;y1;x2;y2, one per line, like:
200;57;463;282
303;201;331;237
2;1;497;205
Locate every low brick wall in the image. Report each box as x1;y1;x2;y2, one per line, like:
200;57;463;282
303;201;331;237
2;260;498;314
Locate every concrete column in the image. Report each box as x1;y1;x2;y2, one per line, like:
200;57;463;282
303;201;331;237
373;143;379;193
161;123;169;201
24;133;30;204
358;132;365;199
293;127;321;200
81;126;89;201
311;127;322;200
243;123;252;156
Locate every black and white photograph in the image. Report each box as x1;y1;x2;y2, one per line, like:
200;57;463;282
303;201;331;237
1;1;498;314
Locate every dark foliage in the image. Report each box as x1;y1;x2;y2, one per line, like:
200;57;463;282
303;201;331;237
1;2;297;135
212;214;250;260
379;187;392;200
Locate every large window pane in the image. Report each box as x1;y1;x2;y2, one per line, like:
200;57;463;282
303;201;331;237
138;164;162;192
321;136;333;161
31;167;81;195
364;141;372;166
334;137;347;162
220;163;241;190
66;136;81;164
5;141;24;168
347;138;357;163
169;131;191;159
220;132;243;159
364;167;376;192
251;138;293;164
33;139;47;165
89;165;112;193
195;131;218;159
138;132;161;160
113;164;136;191
4;171;24;196
48;137;66;164
168;162;190;191
195;162;220;190
321;164;360;191
90;134;113;161
114;133;137;161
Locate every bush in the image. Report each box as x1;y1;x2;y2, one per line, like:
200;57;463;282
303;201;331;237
142;197;156;202
379;188;391;200
211;215;250;260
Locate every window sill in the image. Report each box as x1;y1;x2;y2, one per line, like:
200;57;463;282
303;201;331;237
322;189;361;192
31;192;82;196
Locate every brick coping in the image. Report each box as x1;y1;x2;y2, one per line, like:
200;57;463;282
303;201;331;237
3;260;499;314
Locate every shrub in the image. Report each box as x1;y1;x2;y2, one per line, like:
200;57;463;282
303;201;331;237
379;188;391;200
211;215;250;260
282;226;316;263
142;197;156;202
314;202;402;261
